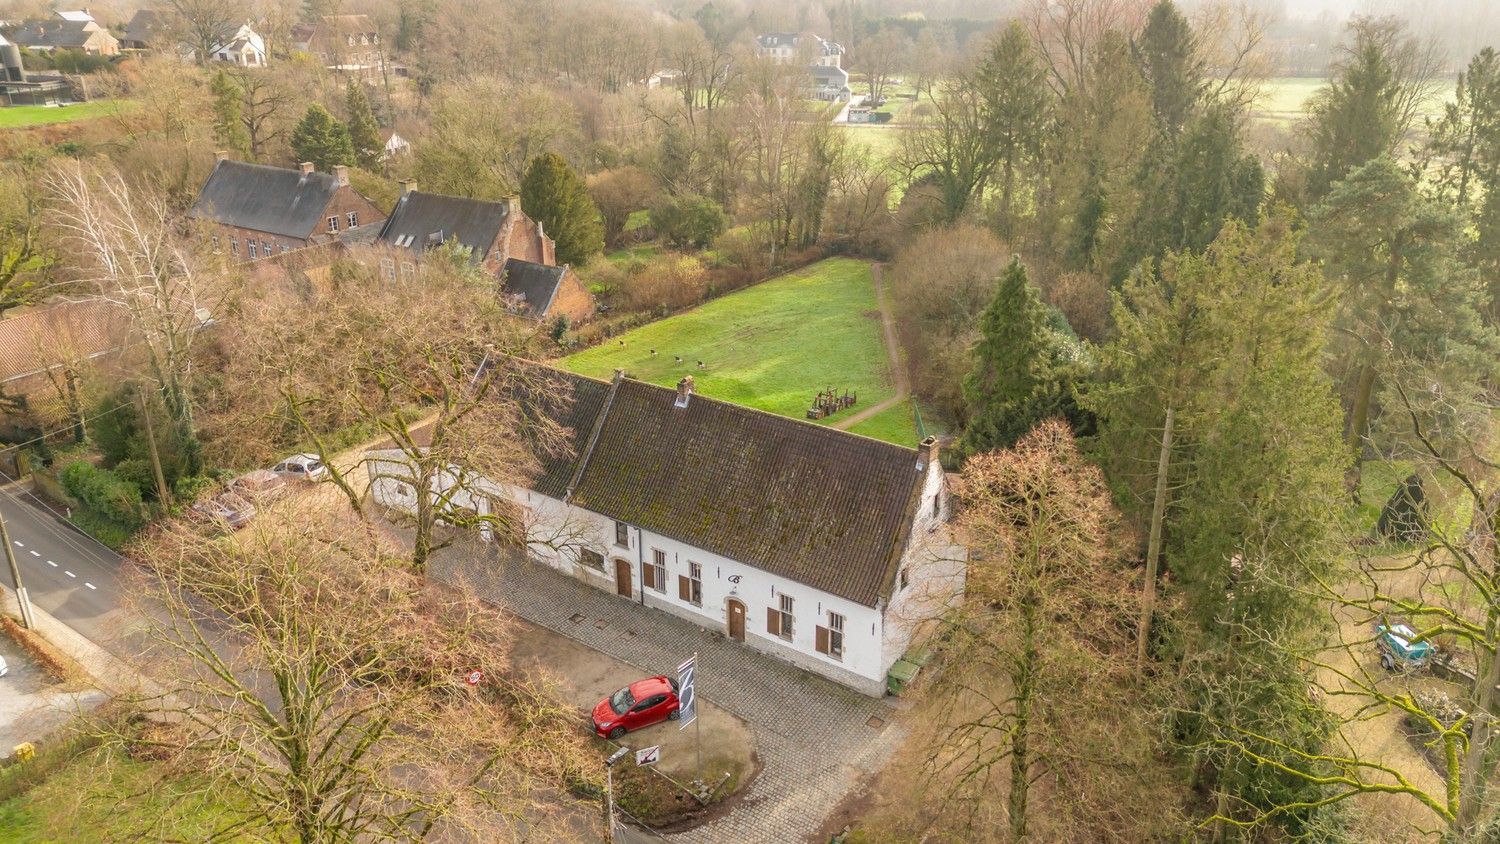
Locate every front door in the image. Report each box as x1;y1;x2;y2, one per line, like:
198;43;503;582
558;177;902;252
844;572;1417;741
614;558;632;599
726;599;746;642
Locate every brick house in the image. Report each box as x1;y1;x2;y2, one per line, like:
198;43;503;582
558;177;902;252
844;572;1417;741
188;155;386;261
291;14;382;76
367;368;965;696
8;19;118;55
371;183;594;322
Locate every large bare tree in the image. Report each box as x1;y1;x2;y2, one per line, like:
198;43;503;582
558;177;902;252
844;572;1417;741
107;505;594;843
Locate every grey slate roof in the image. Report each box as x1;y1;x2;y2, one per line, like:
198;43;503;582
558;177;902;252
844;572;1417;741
569;377;923;607
189;160;340;240
10;20;100;49
375;191;509;260
502;259;566;317
123;9;166;46
382;366;926;607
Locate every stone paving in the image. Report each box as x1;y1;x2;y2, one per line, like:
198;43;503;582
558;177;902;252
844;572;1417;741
430;543;907;844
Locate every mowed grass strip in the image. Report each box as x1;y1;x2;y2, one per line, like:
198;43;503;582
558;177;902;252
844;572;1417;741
846;398;918;446
561;258;893;424
0;100;124;128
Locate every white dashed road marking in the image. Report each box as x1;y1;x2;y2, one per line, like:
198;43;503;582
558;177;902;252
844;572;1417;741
12;541;21;547
65;570;76;578
28;550;39;556
85;582;96;590
47;560;57;567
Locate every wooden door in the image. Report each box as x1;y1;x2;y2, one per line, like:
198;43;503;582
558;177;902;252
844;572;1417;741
726;599;746;642
614;558;632;598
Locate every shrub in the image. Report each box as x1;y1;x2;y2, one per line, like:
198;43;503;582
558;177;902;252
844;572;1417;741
617;253;708;312
650;195;728;250
59;460;145;529
111;458;155;499
710;226;770;276
174;474;218;503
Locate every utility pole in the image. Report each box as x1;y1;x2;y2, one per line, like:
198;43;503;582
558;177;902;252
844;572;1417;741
603;746;629;843
138;390;172;509
0;511;36;629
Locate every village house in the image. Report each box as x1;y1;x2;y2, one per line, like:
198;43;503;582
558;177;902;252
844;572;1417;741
366;369;965;696
7;17;118;55
371;183;594;323
122;11;266;65
754;32;843;67
292;14;382;76
188;154;386;260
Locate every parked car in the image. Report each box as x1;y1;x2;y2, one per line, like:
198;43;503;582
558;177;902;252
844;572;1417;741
229;469;287;500
591;675;681;739
1376;620;1435;671
0;653;8;677
191;491;256;530
271;453;329;482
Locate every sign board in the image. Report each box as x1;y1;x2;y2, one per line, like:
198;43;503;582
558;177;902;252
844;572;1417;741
635;745;660;766
464;669;483;686
676;654;697;729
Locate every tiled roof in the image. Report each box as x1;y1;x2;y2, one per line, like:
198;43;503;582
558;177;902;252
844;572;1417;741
10;19;105;49
376;366;926;606
569;377;923;607
376;191;509;261
189;160;340;240
502;259;565;317
0;300;129;385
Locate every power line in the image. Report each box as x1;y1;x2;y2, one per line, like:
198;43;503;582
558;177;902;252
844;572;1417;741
0;380;170;454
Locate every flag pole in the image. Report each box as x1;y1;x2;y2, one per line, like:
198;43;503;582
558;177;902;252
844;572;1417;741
694;651;702;780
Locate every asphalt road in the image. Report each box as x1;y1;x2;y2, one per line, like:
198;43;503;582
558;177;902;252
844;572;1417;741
0;483;126;647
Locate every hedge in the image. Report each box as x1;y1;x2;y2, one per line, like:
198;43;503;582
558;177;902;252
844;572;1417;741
58;461;145;529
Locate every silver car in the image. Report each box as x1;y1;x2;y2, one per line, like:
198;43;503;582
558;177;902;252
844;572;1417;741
271;453;330;482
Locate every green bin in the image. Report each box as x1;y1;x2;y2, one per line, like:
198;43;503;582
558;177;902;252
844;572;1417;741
887;659;920;695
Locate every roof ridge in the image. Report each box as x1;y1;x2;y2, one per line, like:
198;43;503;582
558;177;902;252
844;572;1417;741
564;368;623;501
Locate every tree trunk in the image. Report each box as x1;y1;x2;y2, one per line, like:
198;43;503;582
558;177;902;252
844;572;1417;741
413;469;433;574
1009;601;1036;841
1345;360;1378;495
1458;633;1500;834
1137;405;1175;672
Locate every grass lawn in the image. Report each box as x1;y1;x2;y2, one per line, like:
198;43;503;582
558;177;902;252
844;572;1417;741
0;100;122;128
604;243;661;265
846;398;918;445
1251;78;1447;124
0;746;239;842
560;257;894;426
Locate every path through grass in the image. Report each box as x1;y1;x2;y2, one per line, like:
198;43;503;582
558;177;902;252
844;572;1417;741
561;258;897;433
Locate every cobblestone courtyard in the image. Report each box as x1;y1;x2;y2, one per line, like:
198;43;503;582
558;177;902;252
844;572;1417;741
430;543;907;843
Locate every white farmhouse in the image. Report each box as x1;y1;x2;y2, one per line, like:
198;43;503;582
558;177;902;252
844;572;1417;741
367;367;965;696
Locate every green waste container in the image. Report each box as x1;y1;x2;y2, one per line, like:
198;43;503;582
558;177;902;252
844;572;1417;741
887;659;920;696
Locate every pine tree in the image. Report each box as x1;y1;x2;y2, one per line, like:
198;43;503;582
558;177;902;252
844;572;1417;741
210;70;250;159
1426;48;1500;321
974;21;1049;234
520;152;603;266
1307;156;1498;490
1133;0;1203;136
290;104;355;173
1305;17;1437;202
345;80;383;172
960;258;1085;455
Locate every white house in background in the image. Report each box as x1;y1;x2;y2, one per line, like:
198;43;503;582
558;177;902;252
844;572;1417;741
366;367;966;696
755;32;843;68
208;24;266;67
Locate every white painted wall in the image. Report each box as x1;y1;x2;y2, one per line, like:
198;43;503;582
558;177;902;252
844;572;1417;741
881;454;967;678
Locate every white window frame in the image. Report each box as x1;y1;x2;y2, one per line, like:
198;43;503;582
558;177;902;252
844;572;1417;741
327;215;340;233
828;611;844;660
347;211;359;228
687;561;702;607
644;548;666;593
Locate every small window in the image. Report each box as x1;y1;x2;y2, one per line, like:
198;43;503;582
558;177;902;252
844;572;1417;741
280;244;289;253
643;548;666;593
825;612;846;660
327;215;340;233
579;548;605;572
932;494;940;518
678;561;702;607
347;211;358;228
380;258;396;280
614;521;629;548
230;236;239;256
247;240;258;259
211;234;221;252
767;593;794;640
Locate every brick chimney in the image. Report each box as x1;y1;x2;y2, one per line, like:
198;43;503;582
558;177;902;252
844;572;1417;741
332;165;349;187
674;376;694;409
400;178;417;195
298;161;314;175
214;149;229;162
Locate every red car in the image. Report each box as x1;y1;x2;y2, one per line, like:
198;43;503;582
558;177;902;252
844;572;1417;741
592;675;681;739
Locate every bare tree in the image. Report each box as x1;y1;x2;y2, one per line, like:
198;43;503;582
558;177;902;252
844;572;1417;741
926;420;1144;840
214;252;574;572
45;160;230;451
855;26;908;105
166;0;241;66
105;505;594;843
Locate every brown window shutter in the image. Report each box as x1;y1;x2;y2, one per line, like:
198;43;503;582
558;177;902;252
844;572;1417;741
766;607;780;637
815;626;829;655
642;563;655;590
678;575;691;602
